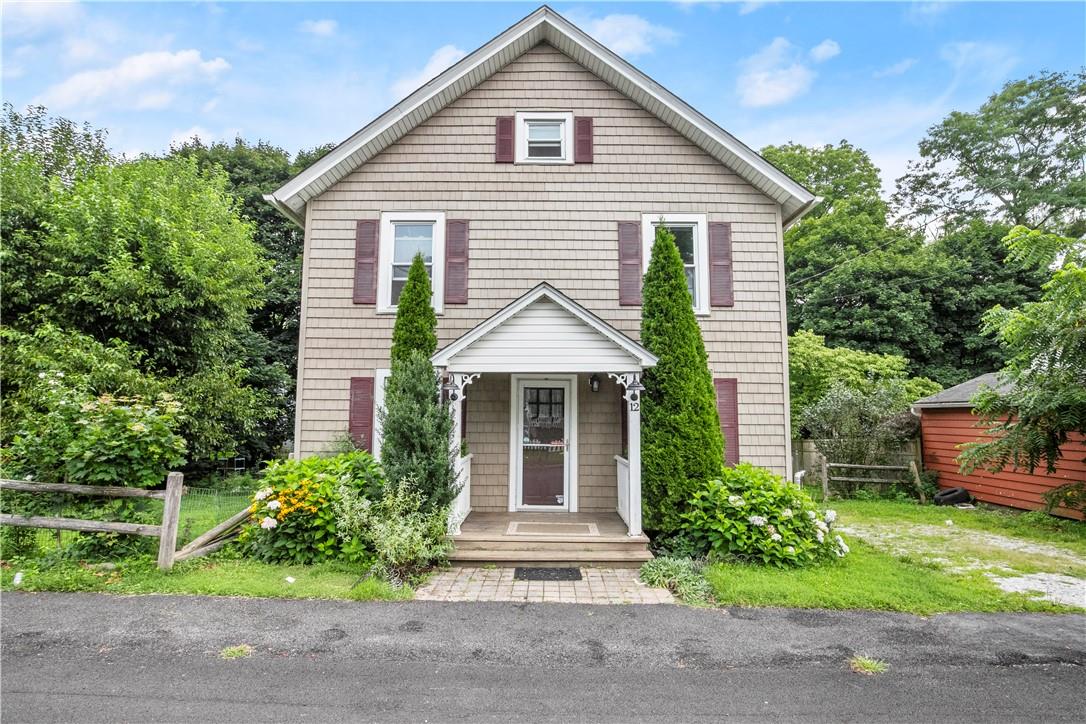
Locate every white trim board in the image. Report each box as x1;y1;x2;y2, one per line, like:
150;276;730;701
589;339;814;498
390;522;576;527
264;7;816;228
377;211;446;315
641;213;710;316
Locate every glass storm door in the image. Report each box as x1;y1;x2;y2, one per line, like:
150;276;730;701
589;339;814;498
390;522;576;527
519;383;568;507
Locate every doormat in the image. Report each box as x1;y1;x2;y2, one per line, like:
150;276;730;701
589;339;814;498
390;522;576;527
506;521;600;536
514;567;583;581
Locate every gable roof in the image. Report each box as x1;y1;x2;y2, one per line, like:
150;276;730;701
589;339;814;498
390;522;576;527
912;372;1012;409
431;282;659;371
265;5;816;228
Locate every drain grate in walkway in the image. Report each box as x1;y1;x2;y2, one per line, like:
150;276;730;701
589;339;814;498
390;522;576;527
514;567;582;581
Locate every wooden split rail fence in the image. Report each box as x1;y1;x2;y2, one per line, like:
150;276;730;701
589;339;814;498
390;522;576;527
819;459;927;504
0;473;250;569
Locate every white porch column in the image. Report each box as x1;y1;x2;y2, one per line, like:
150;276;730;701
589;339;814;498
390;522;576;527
444;372;479;535
609;372;644;537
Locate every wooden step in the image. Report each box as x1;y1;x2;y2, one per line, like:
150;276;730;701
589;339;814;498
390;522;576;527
448;548;654;567
453;532;650;545
452;538;650;553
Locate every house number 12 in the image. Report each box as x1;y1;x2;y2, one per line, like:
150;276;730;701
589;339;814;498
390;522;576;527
628;401;640;411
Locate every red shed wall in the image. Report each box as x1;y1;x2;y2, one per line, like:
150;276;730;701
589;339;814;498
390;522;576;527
920;407;1085;519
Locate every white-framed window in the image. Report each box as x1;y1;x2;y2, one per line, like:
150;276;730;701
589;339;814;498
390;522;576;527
641;213;710;315
378;211;445;313
515;111;574;164
372;368;391;460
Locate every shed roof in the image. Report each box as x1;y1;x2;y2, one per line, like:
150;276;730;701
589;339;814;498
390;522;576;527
265;5;816;228
912;373;1012;409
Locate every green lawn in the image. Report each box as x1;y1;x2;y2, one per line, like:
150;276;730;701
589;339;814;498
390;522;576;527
702;500;1085;614
705;542;1072;614
1;556;413;602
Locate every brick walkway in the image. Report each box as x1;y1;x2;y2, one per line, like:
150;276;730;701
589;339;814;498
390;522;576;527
414;567;674;604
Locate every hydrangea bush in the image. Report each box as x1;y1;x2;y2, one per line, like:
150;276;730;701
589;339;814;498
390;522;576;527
682;463;847;567
240;451;385;564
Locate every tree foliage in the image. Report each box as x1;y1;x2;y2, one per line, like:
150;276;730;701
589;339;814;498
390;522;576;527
390;254;438;365
959;228;1086;474
378;351;459;512
788;330;940;433
894;70;1086;234
640;225;725;535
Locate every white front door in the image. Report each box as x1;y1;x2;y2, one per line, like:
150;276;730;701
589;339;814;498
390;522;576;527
511;376;577;511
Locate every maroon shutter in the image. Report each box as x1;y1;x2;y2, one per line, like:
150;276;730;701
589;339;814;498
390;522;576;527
714;378;740;466
352;220;379;304
445;219;469;304
618;221;642;306
708;222;734;307
348;377;375;451
573;116;593;163
495;116;514;163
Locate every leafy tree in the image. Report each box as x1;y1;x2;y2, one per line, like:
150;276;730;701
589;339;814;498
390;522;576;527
377;350;459;512
926;220;1047;384
390;253;438;365
894;70;1086;235
959;227;1086;474
640;225;725;535
788;330;940;433
762;140;883;220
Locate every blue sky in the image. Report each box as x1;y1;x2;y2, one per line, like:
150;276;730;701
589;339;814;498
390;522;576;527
4;1;1083;192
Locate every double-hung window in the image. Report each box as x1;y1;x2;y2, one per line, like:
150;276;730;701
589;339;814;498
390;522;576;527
378;212;445;313
515;111;574;164
641;213;709;315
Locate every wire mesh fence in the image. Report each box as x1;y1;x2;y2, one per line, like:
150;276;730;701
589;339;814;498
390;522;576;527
2;486;253;560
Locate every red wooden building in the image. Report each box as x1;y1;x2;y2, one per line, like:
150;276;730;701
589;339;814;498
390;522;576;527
914;373;1085;519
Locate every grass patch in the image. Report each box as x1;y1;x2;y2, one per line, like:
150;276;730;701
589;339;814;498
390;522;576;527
0;555;414;602
219;644;253;660
704;540;1077;614
640;557;714;605
849;655;888;675
831;500;1086;556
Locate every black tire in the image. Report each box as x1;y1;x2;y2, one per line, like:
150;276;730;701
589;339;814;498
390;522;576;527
934;487;971;506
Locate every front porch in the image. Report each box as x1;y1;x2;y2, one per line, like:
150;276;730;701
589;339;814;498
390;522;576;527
448;511;652;567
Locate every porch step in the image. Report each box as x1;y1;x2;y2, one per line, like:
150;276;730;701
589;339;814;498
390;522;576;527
447;548;654;567
452;537;649;553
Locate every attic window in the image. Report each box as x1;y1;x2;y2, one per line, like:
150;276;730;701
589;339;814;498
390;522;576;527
515;111;573;164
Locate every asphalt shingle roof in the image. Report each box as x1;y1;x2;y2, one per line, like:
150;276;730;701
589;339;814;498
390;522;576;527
912;372;1012;409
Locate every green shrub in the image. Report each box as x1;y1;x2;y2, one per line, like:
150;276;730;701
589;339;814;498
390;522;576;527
389;253;437;366
378;350;459;511
640;224;725;535
333;476;451;583
240;451;384;564
682;463;846;567
639;556;714;605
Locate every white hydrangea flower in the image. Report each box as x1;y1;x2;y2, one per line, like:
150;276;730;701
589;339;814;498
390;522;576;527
748;515;766;527
727;495;746;507
770;532;782;542
254;488;274;501
816;529;825;543
806;510;817;520
835;535;849;557
785;546;795;554
38;372;46;379
825;509;837;524
260;516;278;529
56;372;64;378
815;519;829;532
266;500;281;510
781;508;793;519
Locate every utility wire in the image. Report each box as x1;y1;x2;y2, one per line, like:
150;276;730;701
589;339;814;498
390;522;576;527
788;234;916;288
803;267;962;304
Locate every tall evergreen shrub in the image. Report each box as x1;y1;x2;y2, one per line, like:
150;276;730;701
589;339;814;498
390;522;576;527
378;350;459;511
390;253;437;365
640;225;725;534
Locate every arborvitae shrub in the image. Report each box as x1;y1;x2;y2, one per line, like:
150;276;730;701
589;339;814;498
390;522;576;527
390;253;437;366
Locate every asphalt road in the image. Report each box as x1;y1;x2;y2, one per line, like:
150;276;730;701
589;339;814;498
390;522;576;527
2;592;1084;723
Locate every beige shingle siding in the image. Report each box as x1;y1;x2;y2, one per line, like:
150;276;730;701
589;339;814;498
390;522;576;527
297;43;790;477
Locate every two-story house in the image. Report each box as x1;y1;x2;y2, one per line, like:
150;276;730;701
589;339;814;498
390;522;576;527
266;6;815;565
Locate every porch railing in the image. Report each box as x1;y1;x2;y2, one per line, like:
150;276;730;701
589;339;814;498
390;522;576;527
615;455;630;531
448;453;472;535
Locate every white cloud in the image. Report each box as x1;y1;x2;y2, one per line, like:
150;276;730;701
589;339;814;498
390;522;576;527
2;1;83;38
874;58;917;78
202;97;220;113
298;19;338;37
390;44;467;100
906;2;950;24
65;37;103;63
737;1;777;15
567;12;679;57
168;126;212;148
36;49;230;111
809;39;840;63
940;41;1018;84
736;37;815;108
134;91;175;110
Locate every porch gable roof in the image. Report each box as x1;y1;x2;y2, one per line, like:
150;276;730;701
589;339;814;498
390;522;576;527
431;283;658;373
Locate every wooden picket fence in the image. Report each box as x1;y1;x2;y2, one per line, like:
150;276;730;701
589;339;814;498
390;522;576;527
0;473;249;569
819;458;927;504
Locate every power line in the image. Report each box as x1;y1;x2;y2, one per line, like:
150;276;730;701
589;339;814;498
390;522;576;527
803;268;962;304
789;234;916;288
